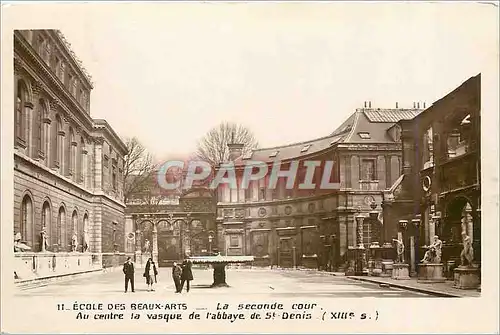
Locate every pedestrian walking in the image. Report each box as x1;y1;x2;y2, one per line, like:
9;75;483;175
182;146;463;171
123;257;135;293
143;257;158;292
180;259;194;292
172;261;182;293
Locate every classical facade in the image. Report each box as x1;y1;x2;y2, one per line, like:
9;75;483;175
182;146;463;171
382;74;481;278
125;187;216;268
13;30;128;278
216;103;423;270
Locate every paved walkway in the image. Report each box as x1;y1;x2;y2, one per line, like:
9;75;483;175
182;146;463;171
275;267;480;297
346;275;480;297
15;267;430;298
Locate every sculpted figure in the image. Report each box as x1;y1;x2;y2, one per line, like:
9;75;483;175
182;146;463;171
83;229;90;252
421;235;443;263
144;239;151;254
40;227;49;252
460;232;474;266
14;232;31;252
392;236;405;263
71;233;78;252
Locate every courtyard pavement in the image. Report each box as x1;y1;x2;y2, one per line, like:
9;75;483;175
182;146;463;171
14;267;430;298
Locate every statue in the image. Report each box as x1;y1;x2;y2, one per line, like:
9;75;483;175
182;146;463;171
83;229;90;252
392;236;405;263
460;232;474;266
71;233;78;252
421;235;443;263
14;232;30;252
144;239;151;255
40;227;49;252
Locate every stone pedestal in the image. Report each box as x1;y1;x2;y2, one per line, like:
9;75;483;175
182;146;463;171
380;260;394;277
417;263;446;283
392;263;410;280
212;263;229;287
453;266;480;290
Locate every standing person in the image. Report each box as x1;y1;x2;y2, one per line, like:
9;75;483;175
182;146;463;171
172;261;182;293
123;257;135;293
143;257;158;292
180;260;194;293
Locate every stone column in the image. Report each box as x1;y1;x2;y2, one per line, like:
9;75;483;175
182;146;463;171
354;214;365;275
152;222;159;264
411;218;421;276
134;218;142;267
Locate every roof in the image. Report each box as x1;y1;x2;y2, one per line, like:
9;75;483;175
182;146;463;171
230;107;423;166
343;108;423;143
363;109;421;123
233;133;347;166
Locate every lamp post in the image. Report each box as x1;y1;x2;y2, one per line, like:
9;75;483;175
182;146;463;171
208;230;214;255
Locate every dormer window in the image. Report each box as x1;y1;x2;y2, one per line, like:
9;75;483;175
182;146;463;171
461;114;471;125
269;151;279;158
301;144;311;153
358;132;371;139
330;137;341;146
242;152;253;160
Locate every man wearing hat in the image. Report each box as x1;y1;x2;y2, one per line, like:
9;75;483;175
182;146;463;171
123;257;135;293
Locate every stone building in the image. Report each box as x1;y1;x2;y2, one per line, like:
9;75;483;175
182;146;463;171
216;103;423;270
382;74;481;278
13;30;127;279
124;171;216;267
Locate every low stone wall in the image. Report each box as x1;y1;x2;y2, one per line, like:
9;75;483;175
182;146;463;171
14;252;100;282
102;252;132;270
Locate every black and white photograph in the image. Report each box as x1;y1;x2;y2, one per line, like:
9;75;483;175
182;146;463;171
1;1;498;334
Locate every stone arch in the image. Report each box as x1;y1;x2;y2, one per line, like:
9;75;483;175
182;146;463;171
57;202;67;251
16;77;33;104
41;197;54;250
443;195;475;244
19;190;35;249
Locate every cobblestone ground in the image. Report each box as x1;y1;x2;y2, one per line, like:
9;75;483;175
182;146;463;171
15;267;431;298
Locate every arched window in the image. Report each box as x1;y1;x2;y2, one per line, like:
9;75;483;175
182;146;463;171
35;99;46;157
16;80;27;142
72;210;78;235
80;137;86;184
41;201;52;250
57;207;66;251
83;213;89;251
69;127;76;178
56;115;64;172
20;195;33;248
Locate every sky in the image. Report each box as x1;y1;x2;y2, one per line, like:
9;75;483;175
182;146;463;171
5;2;499;161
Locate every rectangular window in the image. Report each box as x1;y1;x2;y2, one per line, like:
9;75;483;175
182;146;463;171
361;159;376;181
112;170;117;190
245;181;252;202
230;235;239;247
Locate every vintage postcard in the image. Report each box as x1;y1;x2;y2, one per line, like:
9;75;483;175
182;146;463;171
1;1;499;334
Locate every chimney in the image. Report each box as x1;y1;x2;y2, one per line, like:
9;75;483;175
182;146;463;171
396;102;399;108
227;131;244;161
369;101;372;108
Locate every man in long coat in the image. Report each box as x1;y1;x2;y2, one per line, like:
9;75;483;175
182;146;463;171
172;261;182;293
123;257;135;293
180;260;194;292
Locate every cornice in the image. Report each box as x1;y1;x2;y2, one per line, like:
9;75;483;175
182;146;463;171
14;32;93;130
